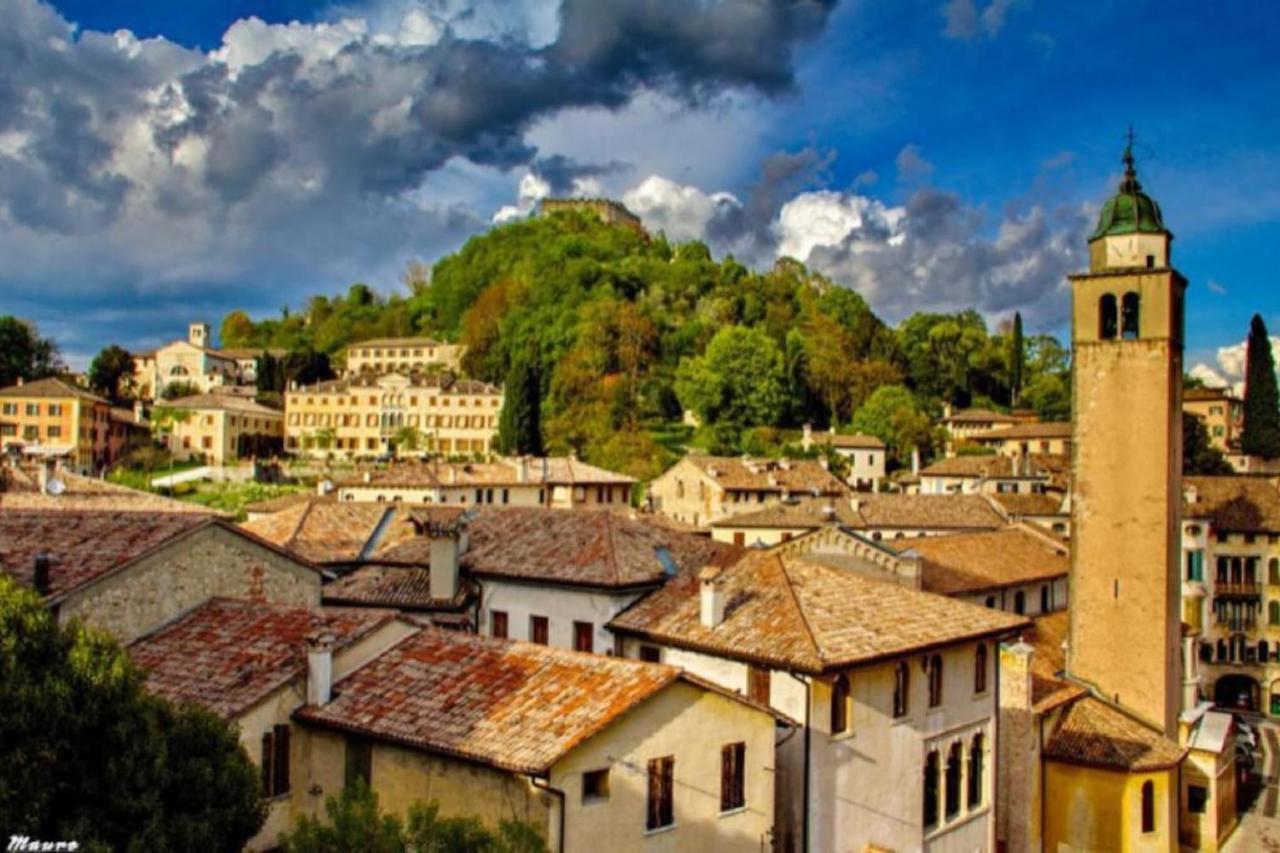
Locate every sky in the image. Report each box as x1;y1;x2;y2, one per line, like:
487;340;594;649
2;0;1278;384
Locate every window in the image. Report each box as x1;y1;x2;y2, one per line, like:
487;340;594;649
530;615;549;645
201;435;212;449
344;736;372;788
47;404;61;416
748;666;771;705
639;645;661;663
984;596;996;609
894;662;910;718
1271;602;1280;627
46;425;61;439
945;742;962;819
1188;784;1207;814
733;531;746;546
582;768;610;803
974;644;987;694
1099;293;1118;340
928;655;943;708
1040;585;1050;613
646;756;675;831
720;743;746;812
968;734;984;809
491;610;508;639
573;621;594;653
1140;780;1155;833
1014;590;1026;615
1121;292;1140;340
923;751;939;827
1270;558;1280;585
261;724;291;797
0;403;14;415
830;675;850;735
1187;550;1205;582
25;403;38;416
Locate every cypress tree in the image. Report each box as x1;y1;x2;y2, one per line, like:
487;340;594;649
1241;314;1280;459
1010;311;1025;406
497;352;543;456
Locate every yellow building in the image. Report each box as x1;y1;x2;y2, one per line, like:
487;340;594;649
1183;386;1244;455
342;337;465;376
130;322;278;401
647;455;848;529
968;421;1072;458
0;376;114;472
285;372;502;458
160;393;285;464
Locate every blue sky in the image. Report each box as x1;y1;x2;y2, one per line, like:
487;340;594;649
3;0;1278;383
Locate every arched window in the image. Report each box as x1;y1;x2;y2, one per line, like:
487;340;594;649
1099;294;1118;340
974;644;988;694
967;734;984;808
830;674;850;735
928;655;944;708
923;751;939;827
1270;601;1280;627
1140;780;1155;833
945;741;962;819
1121;292;1141;339
1270;558;1280;585
1014;590;1026;615
894;662;910;718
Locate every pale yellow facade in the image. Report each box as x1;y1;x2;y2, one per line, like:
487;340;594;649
285;373;502;458
293;679;776;852
163;397;284;465
0;379;114;471
1042;762;1178;853
342;338;465;376
1183;389;1243;455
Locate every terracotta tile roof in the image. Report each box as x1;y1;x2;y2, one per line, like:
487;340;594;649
1182;476;1280;532
943;408;1019;425
241;502;391;565
460;508;741;589
0;470;228;515
684;456;848;495
215;347;287;360
989;492;1067;517
809;432;885;450
345;337;449;350
338;457;635;489
295;373;498;395
294;628;688;774
847;494;1006;531
321;566;474;610
160;393;283;416
0;510;215;598
243;491;332;516
129;598;397;718
971;422;1072;442
1184;386;1238;403
1043;697;1185;771
609;549;1027;674
892;527;1069;596
920;455;1022;478
710;497;861;530
0;376;107;403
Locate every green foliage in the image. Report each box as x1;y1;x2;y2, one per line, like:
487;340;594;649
675;326;786;436
1182;413;1234;475
497;351;543;456
1021;373;1071;421
161;380;201;400
0;316;62;387
1010;312;1025;406
88;344;135;402
0;576;265;852
850;385;936;466
279;779;548;853
1242;314;1280;459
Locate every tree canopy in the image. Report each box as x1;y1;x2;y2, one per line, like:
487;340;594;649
0;316;62;388
88;344;135;402
1242;314;1280;459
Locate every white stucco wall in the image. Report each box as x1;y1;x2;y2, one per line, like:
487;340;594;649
480;579;647;654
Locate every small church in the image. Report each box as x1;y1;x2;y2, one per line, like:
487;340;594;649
998;141;1239;851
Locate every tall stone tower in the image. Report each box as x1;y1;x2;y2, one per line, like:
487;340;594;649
1067;141;1185;738
188;321;211;348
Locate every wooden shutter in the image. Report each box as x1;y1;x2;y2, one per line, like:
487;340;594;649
646;758;661;830
660;757;674;827
261;731;275;795
273;725;291;795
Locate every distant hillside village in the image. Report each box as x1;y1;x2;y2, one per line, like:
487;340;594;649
3;163;1280;851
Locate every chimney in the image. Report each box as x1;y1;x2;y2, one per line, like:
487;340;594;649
306;632;336;705
699;566;726;628
33;554;51;596
15;377;23;387
362;471;372;484
943;402;953;420
818;457;829;471
430;535;461;601
39;459;56;495
911;447;921;476
802;422;813;450
820;501;837;523
516;456;529;483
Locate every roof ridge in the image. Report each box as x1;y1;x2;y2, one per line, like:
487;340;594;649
288;500;317;552
772;553;825;668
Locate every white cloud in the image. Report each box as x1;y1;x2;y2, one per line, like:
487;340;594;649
622;175;742;242
1191;336;1280;394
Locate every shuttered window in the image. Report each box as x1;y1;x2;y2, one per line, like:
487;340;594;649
720;743;745;812
747;666;770;705
646;756;675;831
260;724;291;797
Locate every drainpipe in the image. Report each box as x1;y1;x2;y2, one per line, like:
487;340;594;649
786;671;812;853
529;775;566;853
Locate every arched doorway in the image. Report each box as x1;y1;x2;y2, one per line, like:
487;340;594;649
1214;674;1261;712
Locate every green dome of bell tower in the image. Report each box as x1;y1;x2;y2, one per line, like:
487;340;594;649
1089;139;1169;242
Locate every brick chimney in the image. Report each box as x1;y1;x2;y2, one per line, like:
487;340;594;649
306;631;336;705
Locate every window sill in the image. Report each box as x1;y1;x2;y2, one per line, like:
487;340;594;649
266;792;292;804
830;730;856;742
924;805;990;841
644;823;677;837
719;806;748;819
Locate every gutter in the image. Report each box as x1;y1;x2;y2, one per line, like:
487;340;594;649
786;670;812;853
530;775;566;853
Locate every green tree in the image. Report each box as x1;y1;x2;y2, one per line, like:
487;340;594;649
392;425;422;456
1021;373;1071;422
220;310;256;348
0;316;62;387
850;384;936;466
1241;314;1280;459
285;348;335;387
1182;413;1233;475
88;344;136;402
498;352;543;456
1010;312;1025;406
674;325;786;432
279;779;547;853
0;575;265;852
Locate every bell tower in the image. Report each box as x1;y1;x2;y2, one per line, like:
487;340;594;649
1067;138;1185;738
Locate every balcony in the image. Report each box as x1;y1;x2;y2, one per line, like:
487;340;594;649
1214;581;1262;598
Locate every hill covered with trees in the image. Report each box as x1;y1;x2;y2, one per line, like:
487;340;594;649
219;209;1071;478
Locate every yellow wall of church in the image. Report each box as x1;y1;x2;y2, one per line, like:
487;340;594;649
1043;761;1177;853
